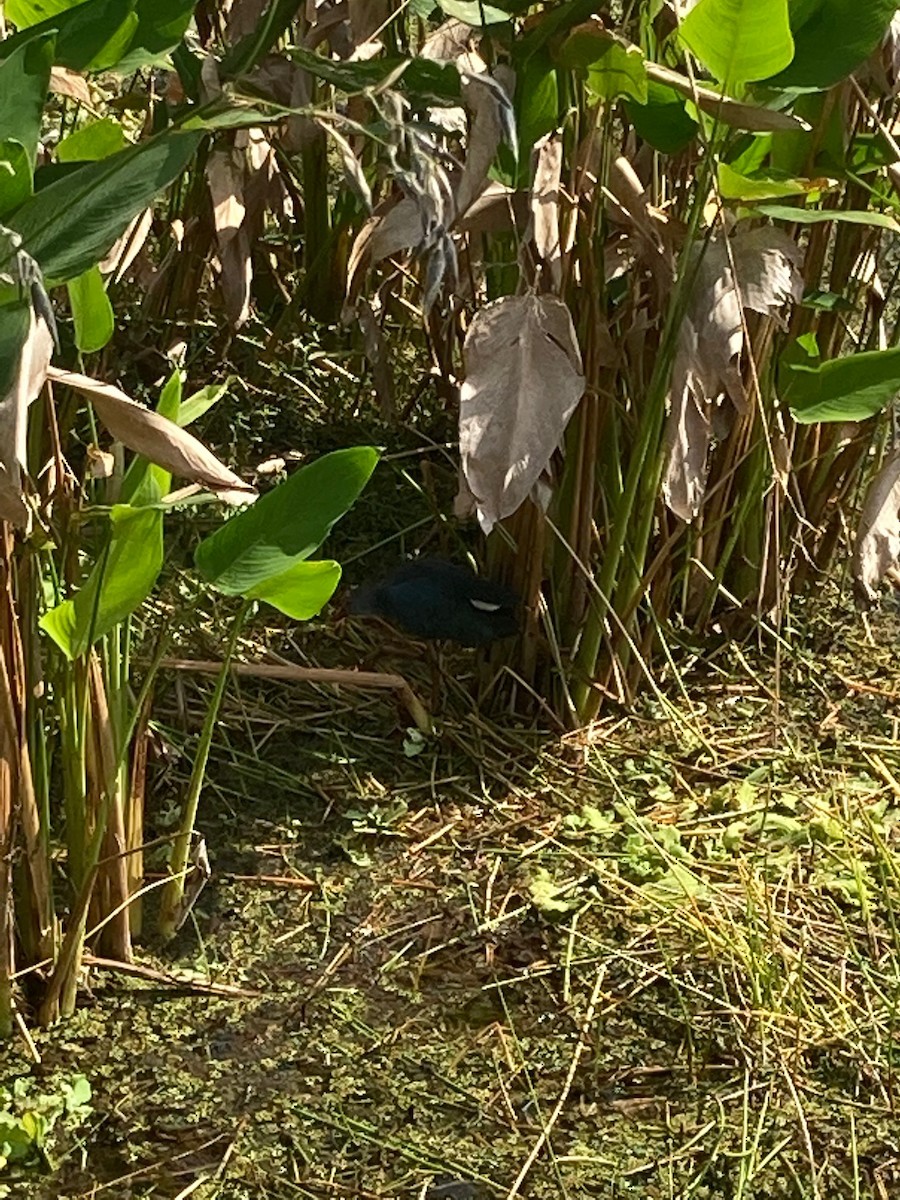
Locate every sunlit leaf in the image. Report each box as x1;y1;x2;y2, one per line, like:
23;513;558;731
194;447;378;596
679;0;794;86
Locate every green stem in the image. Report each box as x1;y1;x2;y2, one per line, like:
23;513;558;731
157;599;251;941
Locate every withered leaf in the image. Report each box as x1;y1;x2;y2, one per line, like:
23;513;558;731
460;294;585;533
46;368;256;505
854;449;900;602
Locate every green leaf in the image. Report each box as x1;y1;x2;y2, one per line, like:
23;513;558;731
717;161;813;200
515;49;559;174
6;0;79;25
783;344;900;423
559;31;648;104
66;264;114;352
0;0;140;73
0;299;31;398
284;46;461;105
437;1;509;24
178;378;232;427
0;140;33;217
0;32;54;173
771;0;897;89
195;446;378;597
57;117;130;162
626;81;698;154
8;127;204;281
40;504;164;659
679;0;794;86
529;868;577;914
115;0;197;72
745;204;900;231
244;558;342;619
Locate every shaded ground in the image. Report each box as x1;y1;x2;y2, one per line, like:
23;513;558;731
6;592;900;1199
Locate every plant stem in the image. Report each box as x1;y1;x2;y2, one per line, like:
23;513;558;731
157;599;251;941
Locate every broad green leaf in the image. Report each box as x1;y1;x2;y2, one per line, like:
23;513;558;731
7;0;79;24
57;117;130;162
284;47;461;105
515;50;559;176
437;1;509;24
783;344;900;423
557;26;648;103
772;0;897;89
0;140;33;217
717;162;814;200
626;81;698;154
115;0;197;72
0;32;54;172
584;41;648;105
244;558;342;619
0;299;31;398
195;446;378;597
178;379;232;427
0;0;139;73
40;504;164;659
66;264;113;352
680;0;794;87
8;127;205;282
746;204;900;231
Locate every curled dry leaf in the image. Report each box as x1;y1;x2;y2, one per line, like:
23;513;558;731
320;121;372;210
46;368;256;506
456;70;514;218
662;227;803;521
645;60;811;133
530;132;563;288
49;67;92;104
356;296;394;417
460;294;586;533
662;321;712;523
206;143;253;327
98;208;153;282
854;449;900;602
0;310;54;527
207;146;246;241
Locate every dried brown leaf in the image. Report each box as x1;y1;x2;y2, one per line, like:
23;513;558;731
731;226;803;319
662;227;801;520
207;146;246;241
662;332;713;523
0;311;54;527
98;208;153;282
646;60;810;132
217;227;252;327
46;368;256;505
357;297;394;417
49;66;91;104
460;294;585;533
530;132;563;288
345;198;427;302
854;450;900;601
348;0;389;44
456;72;508;218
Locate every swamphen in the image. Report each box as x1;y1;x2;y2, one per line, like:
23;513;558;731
348;558;520;646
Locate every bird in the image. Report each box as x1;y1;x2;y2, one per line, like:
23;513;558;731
348;558;520;647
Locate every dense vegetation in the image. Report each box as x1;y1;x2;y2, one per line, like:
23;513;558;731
4;0;900;1194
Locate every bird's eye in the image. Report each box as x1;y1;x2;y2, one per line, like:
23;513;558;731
470;599;502;612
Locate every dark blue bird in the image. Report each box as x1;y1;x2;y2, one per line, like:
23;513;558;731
348;558;520;647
